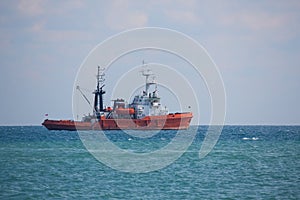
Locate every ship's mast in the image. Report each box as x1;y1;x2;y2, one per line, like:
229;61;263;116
142;62;155;96
93;66;106;118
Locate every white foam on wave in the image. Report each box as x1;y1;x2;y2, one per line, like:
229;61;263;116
242;137;259;141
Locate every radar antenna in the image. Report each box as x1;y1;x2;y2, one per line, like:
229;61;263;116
141;61;156;96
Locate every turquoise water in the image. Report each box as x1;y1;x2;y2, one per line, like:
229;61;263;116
0;126;299;199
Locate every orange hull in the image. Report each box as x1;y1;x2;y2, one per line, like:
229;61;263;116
42;112;192;131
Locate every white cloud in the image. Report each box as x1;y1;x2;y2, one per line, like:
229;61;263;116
214;2;300;43
28;20;45;32
17;0;44;16
104;0;148;31
164;10;199;25
221;11;288;31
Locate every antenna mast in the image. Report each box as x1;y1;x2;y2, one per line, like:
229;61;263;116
93;66;106;118
142;61;155;96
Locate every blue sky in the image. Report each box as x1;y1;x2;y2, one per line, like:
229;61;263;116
0;0;299;125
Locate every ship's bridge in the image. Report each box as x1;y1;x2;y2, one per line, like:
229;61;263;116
130;68;168;119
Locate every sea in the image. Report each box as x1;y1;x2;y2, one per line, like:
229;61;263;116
0;125;299;199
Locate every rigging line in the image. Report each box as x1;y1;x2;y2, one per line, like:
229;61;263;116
80;87;93;93
76;86;96;114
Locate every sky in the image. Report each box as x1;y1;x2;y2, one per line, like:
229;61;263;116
0;0;299;125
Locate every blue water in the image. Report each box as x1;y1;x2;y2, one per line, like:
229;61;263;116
0;126;299;199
